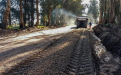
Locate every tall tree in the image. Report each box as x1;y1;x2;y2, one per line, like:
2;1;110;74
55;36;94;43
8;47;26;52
64;0;85;16
118;0;121;25
103;0;107;23
20;0;24;28
9;12;11;26
99;0;103;23
31;0;34;27
109;0;116;23
88;0;99;23
36;0;39;27
2;0;11;29
23;0;27;26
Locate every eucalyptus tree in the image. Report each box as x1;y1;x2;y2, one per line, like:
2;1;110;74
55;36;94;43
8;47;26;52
0;0;6;23
40;1;48;26
64;0;85;16
23;0;36;27
88;0;99;23
23;0;27;26
20;0;24;28
31;0;35;27
36;0;39;27
99;0;103;23
109;0;116;23
2;0;11;29
119;0;121;25
41;0;61;26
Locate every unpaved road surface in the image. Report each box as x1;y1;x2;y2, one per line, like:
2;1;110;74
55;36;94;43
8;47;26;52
0;25;76;75
8;28;94;75
2;24;118;75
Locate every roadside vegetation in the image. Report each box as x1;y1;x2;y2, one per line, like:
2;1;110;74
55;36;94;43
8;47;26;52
0;0;86;30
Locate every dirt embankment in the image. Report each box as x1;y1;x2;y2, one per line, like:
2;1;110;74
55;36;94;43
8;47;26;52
91;24;121;75
93;24;121;56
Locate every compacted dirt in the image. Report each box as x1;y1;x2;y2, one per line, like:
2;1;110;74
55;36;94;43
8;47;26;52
0;25;75;75
7;28;96;75
8;29;83;75
1;25;121;75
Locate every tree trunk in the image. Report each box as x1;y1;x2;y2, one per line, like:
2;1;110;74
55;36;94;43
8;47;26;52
99;0;103;24
2;0;11;29
48;8;51;26
103;0;107;24
118;0;121;25
56;7;59;25
109;0;116;24
105;0;109;23
36;0;39;27
9;12;11;26
31;0;34;27
24;0;27;26
20;0;24;28
28;12;31;27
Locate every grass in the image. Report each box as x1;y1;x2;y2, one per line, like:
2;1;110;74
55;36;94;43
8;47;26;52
6;24;64;30
59;25;63;27
38;25;45;28
7;26;20;30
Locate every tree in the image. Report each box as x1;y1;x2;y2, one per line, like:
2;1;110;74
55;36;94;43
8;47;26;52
88;0;99;23
23;0;27;26
31;0;35;27
0;0;6;24
103;0;107;23
41;0;60;26
109;0;116;24
118;0;121;25
64;0;85;16
9;12;11;26
99;0;103;23
20;0;24;28
2;0;11;29
36;0;39;27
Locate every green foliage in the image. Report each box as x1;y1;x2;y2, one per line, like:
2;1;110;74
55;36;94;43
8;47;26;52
88;0;99;20
65;0;85;16
40;0;62;25
38;25;45;28
7;26;20;30
1;0;85;28
40;0;85;26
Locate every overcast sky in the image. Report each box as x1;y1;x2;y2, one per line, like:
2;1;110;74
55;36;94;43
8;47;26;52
82;0;99;14
82;0;99;4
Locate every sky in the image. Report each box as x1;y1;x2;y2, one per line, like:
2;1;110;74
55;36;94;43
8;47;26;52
82;0;99;4
82;0;90;4
82;0;99;13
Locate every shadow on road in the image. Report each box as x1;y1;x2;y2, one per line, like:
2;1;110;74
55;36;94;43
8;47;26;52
71;27;77;29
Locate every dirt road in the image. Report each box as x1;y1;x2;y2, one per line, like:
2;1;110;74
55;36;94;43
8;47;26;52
8;28;95;75
0;25;75;75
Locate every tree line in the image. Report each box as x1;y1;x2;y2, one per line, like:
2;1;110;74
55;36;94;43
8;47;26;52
99;0;121;25
0;0;85;29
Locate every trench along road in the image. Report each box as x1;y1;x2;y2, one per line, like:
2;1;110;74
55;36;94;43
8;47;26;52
6;28;95;75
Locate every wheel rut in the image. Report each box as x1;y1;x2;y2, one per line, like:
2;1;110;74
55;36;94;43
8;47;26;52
65;29;95;75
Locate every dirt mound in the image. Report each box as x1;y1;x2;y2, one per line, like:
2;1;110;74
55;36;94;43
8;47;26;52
93;24;121;56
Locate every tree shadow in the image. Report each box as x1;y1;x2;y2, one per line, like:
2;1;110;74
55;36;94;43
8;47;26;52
8;31;81;75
